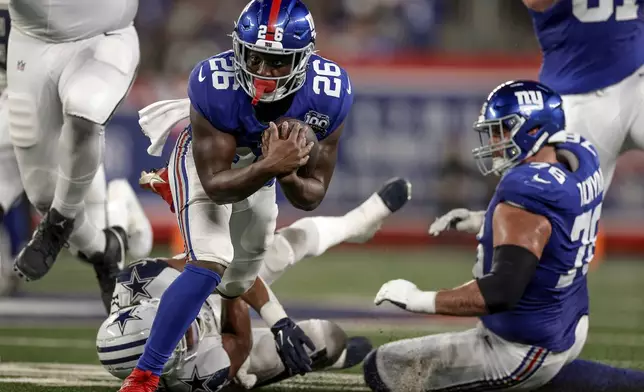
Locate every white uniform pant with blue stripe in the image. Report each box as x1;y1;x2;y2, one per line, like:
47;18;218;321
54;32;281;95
372;316;588;392
167;129;278;268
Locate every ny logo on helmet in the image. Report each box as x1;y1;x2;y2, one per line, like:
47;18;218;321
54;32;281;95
515;90;544;112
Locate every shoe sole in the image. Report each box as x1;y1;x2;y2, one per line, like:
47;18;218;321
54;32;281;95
13;264;32;282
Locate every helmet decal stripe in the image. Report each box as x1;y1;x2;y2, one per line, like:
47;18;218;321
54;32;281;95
267;0;283;37
97;338;148;353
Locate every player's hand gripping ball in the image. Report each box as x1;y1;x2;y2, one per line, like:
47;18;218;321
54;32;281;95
274;117;320;178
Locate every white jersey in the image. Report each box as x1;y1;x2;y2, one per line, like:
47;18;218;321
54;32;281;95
9;0;137;42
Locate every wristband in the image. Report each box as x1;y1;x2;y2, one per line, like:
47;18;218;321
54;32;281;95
407;290;437;314
260;300;288;327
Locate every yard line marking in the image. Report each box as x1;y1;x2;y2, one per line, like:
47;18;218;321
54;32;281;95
0;362;370;390
0;337;95;349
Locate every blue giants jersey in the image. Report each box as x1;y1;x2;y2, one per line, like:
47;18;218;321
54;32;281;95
187;50;353;159
478;133;603;352
530;0;644;95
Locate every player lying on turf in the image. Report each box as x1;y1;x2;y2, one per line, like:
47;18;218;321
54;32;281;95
97;177;411;391
367;80;600;391
121;2;355;388
98;259;371;392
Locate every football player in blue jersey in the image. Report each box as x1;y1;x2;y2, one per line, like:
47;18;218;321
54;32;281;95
367;81;601;391
522;0;644;193
120;1;360;391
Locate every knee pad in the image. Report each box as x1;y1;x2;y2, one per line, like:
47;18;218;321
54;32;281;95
363;349;390;392
63;32;138;126
217;258;263;298
8;93;39;148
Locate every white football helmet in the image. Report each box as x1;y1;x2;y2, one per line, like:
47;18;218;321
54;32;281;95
96;299;215;379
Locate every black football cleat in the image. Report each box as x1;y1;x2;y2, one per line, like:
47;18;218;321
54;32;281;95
13;209;74;281
376;177;412;213
341;336;374;369
84;226;128;313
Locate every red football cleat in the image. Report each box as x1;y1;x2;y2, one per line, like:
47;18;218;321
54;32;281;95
119;368;160;392
139;167;175;212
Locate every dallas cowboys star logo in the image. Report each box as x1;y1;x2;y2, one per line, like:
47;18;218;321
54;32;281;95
122;267;154;303
109;308;142;335
177;367;213;392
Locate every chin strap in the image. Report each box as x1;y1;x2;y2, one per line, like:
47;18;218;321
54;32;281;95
252;79;277;105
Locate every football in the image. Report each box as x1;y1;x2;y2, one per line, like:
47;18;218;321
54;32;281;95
275;117;320;178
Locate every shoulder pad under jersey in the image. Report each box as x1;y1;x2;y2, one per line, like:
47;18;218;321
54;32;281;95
299;55;353;140
497;162;578;217
187;50;242;134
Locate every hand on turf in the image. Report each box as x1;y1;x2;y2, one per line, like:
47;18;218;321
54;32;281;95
271;317;316;376
261;122;313;176
235;356;258;389
374;279;421;311
428;208;485;236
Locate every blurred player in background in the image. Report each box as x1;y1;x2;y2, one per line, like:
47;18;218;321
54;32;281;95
435;0;644;247
0;0;22;294
119;1;364;390
368;81;600;391
525;0;644;190
7;0;140;290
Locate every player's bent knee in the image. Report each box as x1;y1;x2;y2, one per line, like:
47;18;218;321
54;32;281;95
63;80;118;126
216;258;263;298
65;114;103;136
363;349;391;392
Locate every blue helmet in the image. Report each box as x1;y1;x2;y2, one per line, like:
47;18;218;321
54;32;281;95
232;0;316;104
472;80;566;176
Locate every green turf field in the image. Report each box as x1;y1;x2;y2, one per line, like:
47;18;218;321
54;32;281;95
1;247;644;391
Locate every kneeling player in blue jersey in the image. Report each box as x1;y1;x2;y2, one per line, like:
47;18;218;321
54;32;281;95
366;80;600;391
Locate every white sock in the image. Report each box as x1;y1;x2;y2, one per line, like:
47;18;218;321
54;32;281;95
84;164;107;229
68;211;106;257
106;193;129;231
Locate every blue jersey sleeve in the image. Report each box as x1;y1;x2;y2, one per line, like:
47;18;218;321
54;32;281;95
187;54;240;134
327;69;353;135
496;164;575;218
